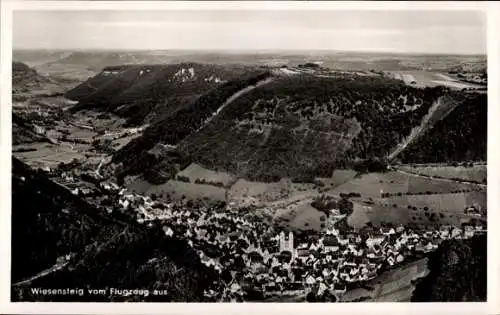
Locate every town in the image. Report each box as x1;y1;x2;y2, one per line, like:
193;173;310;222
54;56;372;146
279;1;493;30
64;176;485;302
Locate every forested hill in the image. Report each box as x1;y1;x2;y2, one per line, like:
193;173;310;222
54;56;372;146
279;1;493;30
398;93;487;163
113;73;451;183
11;158;217;302
12;61;48;86
411;234;486;302
65;63;267;126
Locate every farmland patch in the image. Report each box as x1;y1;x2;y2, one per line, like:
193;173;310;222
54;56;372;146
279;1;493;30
12;143;89;168
347;201;372;229
406;175;481;194
316;169;358;189
228;178;294;205
347;191;484;228
176;163;237;187
274;200;327;232
399;165;486;184
330;172;410;198
127;177;226;202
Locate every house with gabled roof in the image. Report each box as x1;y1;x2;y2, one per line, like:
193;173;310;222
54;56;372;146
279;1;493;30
366;235;385;248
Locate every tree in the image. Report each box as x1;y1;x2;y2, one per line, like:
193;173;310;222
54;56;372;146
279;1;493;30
412;235;486;302
306;292;317;302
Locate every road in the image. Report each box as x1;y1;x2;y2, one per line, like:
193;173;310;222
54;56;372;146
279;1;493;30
94;156;110;177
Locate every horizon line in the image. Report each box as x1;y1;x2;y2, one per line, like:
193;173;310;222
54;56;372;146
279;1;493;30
12;48;487;57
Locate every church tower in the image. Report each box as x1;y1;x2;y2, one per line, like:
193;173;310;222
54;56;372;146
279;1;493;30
279;231;295;258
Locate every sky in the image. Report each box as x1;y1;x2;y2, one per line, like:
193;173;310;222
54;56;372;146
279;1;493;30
13;10;486;54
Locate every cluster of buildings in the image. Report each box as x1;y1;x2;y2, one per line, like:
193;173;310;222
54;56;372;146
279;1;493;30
105;185;485;302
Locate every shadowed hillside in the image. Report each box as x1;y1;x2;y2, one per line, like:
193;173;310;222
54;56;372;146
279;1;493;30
12;113;49;145
411;234;486;302
114;73;448;183
12;61;66;100
66;63;267;125
398;93;487;163
11;158;217;302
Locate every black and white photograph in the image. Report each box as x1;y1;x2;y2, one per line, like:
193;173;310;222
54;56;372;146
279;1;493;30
1;1;497;312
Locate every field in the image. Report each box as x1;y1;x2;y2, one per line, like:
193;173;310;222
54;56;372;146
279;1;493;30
348;200;411;228
406;175;481;194
342;258;429;302
347;202;372;229
330;172;409;197
273;200;327;231
390;71;483;89
176;163;237;187
126;177;227;202
12;143;89;168
228;178;294;205
399;165;486;184
316;169;357;189
330;171;481;198
347;190;486;228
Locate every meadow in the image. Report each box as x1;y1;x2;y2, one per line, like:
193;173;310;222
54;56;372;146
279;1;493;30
389;70;481;89
399;165;486;184
228;178;295;205
330;171;480;198
13;143;87;168
347;190;486;228
342;258;429;302
273;200;327;231
316;169;357;189
176;163;237;187
127;177;227;202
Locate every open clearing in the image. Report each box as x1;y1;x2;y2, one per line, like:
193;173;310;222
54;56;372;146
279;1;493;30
399;165;486;184
12;143;88;168
349;200;411;227
330;171;480;198
406;174;481;194
316;169;357;189
390;70;482;89
228;178;295;205
347;201;372;229
342;257;429;302
330;172;410;197
176;163;237;187
380;193;480;213
127;177;227;202
347;190;485;228
273;200;327;232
